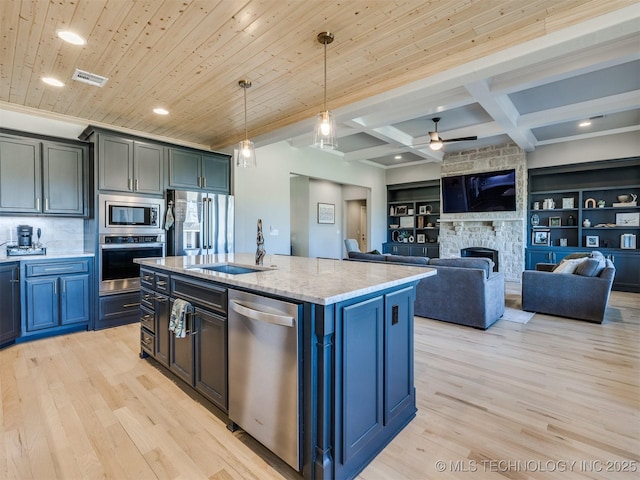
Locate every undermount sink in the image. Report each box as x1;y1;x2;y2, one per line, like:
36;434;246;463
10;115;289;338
187;263;275;275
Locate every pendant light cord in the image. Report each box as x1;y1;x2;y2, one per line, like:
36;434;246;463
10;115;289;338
243;86;248;140
323;41;327;112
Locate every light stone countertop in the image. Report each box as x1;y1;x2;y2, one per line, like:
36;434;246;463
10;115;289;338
0;252;94;263
136;253;436;305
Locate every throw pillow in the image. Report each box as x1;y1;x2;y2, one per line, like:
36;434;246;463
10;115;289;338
574;257;606;277
552;257;588;274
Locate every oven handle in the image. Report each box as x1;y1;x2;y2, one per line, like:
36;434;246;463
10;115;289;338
99;242;165;249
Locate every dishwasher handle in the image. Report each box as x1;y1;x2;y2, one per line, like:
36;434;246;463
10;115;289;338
230;300;294;328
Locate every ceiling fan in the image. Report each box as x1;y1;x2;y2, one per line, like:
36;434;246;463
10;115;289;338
419;117;478;151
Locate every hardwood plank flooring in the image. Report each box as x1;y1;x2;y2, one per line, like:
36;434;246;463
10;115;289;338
1;285;638;479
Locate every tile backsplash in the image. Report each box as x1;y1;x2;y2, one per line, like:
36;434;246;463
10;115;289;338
0;217;85;255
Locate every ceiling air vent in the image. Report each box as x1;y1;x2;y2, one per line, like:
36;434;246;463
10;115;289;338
72;69;108;87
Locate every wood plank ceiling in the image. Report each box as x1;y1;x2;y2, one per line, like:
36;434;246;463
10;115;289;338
0;0;632;150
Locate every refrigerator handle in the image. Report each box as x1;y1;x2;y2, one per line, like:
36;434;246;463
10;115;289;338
207;197;213;250
202;197;208;253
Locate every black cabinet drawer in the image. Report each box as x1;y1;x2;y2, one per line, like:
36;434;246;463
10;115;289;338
140;268;155;289
140;305;155;332
26;260;89;277
140;328;155;356
96;292;140;329
140;287;155;309
171;275;227;314
155;272;170;293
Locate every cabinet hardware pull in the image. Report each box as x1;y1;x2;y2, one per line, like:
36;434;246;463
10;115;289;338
128;178;133;190
142;337;152;345
141;314;153;321
142;275;152;281
202;177;206;188
156;280;167;286
45;198;49;210
10;279;19;283
36;198;40;210
123;302;141;308
135;179;139;190
44;266;74;271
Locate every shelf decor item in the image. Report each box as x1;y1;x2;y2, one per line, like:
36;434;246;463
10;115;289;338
584;198;596;208
562;197;574;208
400;216;414;228
531;214;540;226
567;215;575;226
621;234;637;249
417;234;426;243
616;212;640;226
549;216;561;227
532;229;550;246
586;235;599;247
395;205;407;215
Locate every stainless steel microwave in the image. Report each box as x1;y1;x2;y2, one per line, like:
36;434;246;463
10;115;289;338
99;194;164;234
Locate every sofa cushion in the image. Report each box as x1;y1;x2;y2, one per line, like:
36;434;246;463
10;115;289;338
428;257;494;279
348;251;385;262
552;257;588;274
385;255;429;265
574;257;606;277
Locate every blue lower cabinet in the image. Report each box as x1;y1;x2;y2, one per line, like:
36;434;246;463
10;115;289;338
22;258;92;338
331;285;417;480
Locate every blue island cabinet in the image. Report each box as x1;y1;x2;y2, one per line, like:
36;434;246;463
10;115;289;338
305;283;417;480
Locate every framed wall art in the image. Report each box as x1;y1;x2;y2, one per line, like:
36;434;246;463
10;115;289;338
586;235;599;247
317;203;335;224
532;229;550;246
549;216;562;227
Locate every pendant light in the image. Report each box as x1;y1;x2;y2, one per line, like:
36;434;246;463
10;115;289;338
235;79;257;168
313;32;338;149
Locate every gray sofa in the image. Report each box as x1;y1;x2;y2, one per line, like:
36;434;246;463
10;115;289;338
522;252;615;323
347;252;505;329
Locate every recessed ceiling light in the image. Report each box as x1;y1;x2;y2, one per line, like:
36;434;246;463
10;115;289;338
394;155;402;160
153;108;169;115
579;120;592;127
42;77;64;87
57;30;86;45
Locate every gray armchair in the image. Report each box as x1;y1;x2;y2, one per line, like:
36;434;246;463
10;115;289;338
344;238;360;254
522;256;615;323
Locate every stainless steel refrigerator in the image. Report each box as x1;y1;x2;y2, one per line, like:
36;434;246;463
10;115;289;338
166;190;234;256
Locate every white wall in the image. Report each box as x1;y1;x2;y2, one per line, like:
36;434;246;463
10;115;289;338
233;141;387;254
308;179;343;258
385;162;442;185
527;131;639;168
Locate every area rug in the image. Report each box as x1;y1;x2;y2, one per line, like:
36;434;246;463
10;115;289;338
501;306;535;324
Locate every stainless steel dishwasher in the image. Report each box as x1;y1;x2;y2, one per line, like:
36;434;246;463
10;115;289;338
227;289;301;471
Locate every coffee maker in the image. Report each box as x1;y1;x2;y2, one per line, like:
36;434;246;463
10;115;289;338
17;225;33;247
6;224;46;256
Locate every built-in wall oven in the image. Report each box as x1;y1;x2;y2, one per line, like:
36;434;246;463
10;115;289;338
98;194;165;295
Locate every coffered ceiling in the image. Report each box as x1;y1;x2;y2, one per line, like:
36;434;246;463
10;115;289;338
1;1;638;168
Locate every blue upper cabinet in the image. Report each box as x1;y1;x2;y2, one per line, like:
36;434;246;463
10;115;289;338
0;133;88;216
168;147;230;194
97;133;165;195
0;135;41;213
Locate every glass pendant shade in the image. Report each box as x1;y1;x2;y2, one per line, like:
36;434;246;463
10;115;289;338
235;138;256;168
313;110;337;149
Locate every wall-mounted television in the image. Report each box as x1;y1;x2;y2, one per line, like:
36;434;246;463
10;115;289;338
442;169;516;213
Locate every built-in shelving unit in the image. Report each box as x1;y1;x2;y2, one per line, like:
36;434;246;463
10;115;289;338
384;180;440;258
527;157;639;292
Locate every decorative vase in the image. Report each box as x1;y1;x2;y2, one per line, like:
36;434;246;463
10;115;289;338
583;219;591;227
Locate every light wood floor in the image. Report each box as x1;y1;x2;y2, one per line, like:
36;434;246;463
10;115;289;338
1;285;638;479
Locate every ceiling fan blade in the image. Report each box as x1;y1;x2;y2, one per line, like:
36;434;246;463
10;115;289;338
441;136;478;143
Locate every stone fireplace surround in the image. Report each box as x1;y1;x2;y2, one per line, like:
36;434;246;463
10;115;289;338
438;143;527;283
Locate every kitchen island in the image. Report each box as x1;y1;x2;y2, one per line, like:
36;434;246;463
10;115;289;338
135;253;435;480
